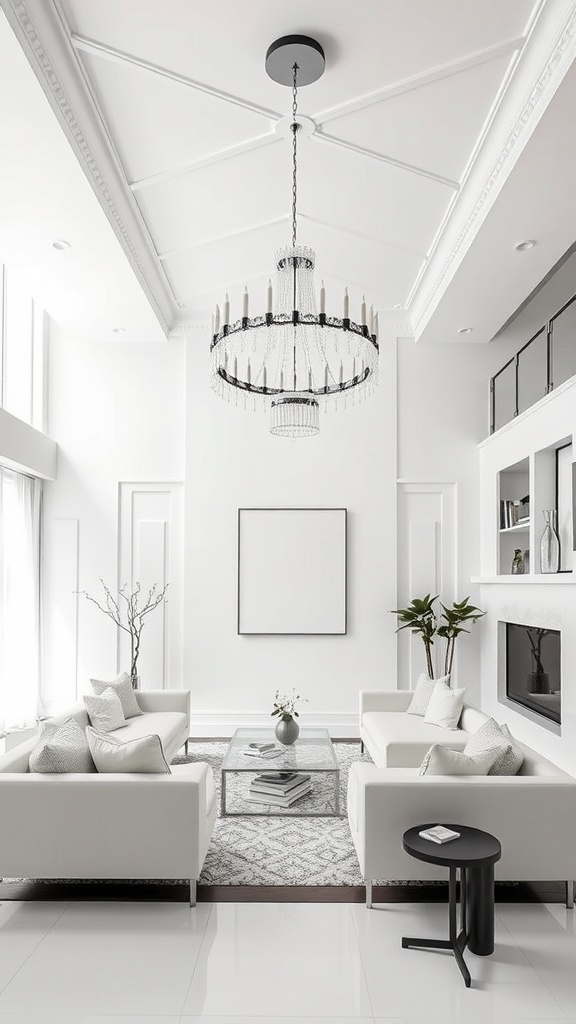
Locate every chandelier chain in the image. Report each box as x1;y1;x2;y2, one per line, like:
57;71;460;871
291;62;299;248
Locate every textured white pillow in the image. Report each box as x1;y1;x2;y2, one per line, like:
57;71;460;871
90;671;142;719
407;673;451;716
463;718;523;775
424;681;466;729
83;688;127;733
86;726;171;773
29;717;96;773
419;743;506;776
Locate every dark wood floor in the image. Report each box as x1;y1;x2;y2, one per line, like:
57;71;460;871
0;880;565;903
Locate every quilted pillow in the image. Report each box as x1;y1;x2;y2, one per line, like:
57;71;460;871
83;688;127;733
407;673;450;717
464;718;524;776
90;671;142;719
86;727;171;774
29;717;96;773
424;681;466;730
419;743;506;776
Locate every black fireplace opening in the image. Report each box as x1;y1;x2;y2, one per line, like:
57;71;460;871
505;622;561;725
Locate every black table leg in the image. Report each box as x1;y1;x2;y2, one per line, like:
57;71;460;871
467;863;495;955
402;867;470;988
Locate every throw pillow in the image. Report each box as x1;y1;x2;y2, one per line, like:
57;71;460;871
90;671;142;719
83;688;127;733
407;673;451;716
464;718;524;775
29;717;96;773
86;726;171;774
424;680;466;730
419;743;507;776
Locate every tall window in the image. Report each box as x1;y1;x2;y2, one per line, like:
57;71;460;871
0;468;42;731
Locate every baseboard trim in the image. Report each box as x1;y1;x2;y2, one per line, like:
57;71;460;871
189;712;358;739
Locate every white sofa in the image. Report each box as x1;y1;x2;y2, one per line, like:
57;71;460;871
350;690;576;907
0;690;217;905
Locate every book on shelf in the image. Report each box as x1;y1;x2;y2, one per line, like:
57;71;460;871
418;825;460;844
242;745;282;759
250;772;311;796
247;780;313;807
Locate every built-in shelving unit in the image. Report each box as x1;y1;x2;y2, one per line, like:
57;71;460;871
498;457;530;575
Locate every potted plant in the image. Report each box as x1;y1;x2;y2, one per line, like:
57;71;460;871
392;594;484;679
79;579;169;688
271;689;307;745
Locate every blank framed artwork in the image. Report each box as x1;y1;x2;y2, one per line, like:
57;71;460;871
237;508;347;635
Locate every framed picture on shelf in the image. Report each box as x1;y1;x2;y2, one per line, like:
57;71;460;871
555;443;572;569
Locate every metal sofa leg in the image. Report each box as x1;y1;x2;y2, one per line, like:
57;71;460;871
566;880;574;909
360;740;364;755
190;879;197;907
185;739;189;756
366;880;373;909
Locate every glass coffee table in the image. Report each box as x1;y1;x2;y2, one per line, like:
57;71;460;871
221;728;341;817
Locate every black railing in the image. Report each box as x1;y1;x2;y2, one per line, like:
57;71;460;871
490;292;576;433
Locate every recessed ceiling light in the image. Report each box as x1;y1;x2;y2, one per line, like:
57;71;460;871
393;303;403;310
112;327;126;335
514;240;536;252
52;239;71;251
458;327;473;334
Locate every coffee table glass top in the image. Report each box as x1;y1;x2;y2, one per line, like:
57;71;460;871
222;728;339;772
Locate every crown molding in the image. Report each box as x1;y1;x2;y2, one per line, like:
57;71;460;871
1;0;177;335
410;1;576;340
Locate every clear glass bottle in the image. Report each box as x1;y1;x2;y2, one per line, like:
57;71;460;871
540;510;560;574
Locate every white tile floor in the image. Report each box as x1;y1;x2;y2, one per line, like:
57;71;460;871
0;898;573;1022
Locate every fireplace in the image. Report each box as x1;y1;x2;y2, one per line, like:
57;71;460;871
505;622;561;726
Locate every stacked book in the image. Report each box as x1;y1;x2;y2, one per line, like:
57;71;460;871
241;742;282;760
500;496;530;529
248;770;312;807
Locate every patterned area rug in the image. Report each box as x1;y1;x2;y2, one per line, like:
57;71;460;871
174;741;371;886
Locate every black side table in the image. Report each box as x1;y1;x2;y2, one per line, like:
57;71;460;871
402;824;501;988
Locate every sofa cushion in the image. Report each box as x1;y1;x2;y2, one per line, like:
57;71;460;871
86;726;171;773
424;681;466;729
90;672;143;720
110;711;188;758
29;717;96;774
406;674;450;717
419;743;505;776
361;711;471;767
83;689;127;733
464;718;524;776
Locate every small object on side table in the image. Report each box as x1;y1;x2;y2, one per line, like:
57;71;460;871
401;824;501;989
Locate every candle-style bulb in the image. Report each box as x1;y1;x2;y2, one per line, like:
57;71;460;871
266;279;273;314
280;369;284;391
262;365;267;390
369;304;374;335
320;280;326;314
214;304;220;333
343;288;349;319
339;360;343;385
242;286;249;318
308;370;313;392
233;355;238;380
360;295;366;326
247;358;251;385
223;294;230;325
324;364;329;390
374;312;379;339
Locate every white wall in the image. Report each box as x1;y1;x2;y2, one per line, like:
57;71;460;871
183;326;397;730
41;320;185;713
396;340;519;703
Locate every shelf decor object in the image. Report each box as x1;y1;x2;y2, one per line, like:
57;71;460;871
511;549;524;574
540;510;560;574
237;508;347;635
210;36;379;438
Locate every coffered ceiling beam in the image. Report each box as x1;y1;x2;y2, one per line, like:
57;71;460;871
131;132;280;192
314;131;460;190
71;33;281;121
314;36;526;127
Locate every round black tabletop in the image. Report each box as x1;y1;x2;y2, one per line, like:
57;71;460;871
403;824;501;869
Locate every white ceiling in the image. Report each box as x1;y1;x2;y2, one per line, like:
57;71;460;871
1;0;576;343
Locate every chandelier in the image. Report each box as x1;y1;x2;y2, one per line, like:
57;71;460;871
210;35;379;438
